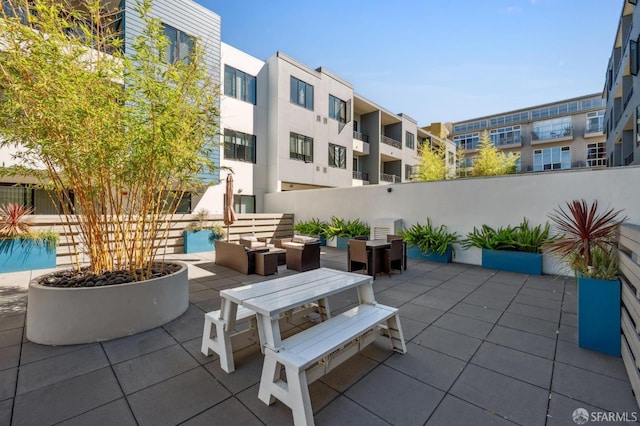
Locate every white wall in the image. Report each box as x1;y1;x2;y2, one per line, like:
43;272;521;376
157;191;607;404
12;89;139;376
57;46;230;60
264;165;640;275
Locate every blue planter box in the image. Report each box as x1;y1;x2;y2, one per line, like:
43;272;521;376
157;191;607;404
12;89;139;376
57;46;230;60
183;230;221;254
319;235;326;246
481;249;542;275
0;239;56;273
406;246;452;263
578;276;621;356
336;236;350;250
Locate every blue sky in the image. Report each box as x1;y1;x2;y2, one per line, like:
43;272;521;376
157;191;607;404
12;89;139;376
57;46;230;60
196;0;620;124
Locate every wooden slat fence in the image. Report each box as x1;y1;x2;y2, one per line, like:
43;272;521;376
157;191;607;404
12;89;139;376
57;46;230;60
29;213;294;266
620;223;640;410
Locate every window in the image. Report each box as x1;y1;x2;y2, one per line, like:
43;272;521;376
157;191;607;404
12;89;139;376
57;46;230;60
290;76;314;110
328;143;346;168
532;117;572;140
489;125;521;146
329;95;347;123
160;191;191;213
637;105;640;146
533;146;571;171
586;143;607;167
224;129;256;163
290;132;313;162
224;65;256;104
586;111;605;134
0;184;32;209
405;132;415;149
405;164;413;180
161;24;194;64
454;133;479;150
223;194;256;214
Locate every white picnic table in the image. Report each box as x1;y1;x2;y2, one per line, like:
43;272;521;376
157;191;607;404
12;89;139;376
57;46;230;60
219;267;376;354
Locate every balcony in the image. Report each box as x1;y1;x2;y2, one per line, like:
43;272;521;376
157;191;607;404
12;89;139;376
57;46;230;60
353;132;370;155
380;172;401;183
530;127;573;145
353;131;369;143
381;135;402;149
585;123;605;137
352;170;369;181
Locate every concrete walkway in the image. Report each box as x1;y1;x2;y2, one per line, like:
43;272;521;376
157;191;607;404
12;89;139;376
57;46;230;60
0;248;637;425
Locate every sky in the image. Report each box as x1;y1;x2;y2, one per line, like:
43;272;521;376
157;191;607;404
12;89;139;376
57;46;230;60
196;0;621;124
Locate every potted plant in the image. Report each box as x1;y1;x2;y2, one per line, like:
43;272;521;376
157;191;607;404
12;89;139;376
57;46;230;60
293;217;328;246
325;217;370;249
0;1;219;345
545;199;626;356
183;209;225;253
0;203;58;273
398;218;459;263
462;218;552;275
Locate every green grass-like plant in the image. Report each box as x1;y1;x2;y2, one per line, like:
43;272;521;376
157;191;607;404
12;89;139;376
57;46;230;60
293;218;328;237
324;217;369;239
398;218;459;256
462;218;552;254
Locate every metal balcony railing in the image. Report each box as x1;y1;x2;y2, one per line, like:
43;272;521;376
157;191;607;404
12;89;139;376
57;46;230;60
380;173;401;183
381;135;402;149
353;131;369;143
352;171;369;181
531;127;573;142
586;123;605;134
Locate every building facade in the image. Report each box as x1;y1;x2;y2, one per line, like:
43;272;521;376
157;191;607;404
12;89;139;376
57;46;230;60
604;0;640;167
449;94;607;173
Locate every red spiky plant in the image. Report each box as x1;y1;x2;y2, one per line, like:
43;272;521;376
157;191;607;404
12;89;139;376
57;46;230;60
545;199;626;274
0;203;34;239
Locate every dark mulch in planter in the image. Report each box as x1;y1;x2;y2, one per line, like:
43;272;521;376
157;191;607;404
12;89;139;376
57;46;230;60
37;262;182;288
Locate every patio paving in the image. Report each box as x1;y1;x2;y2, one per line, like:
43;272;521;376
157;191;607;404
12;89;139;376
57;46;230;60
0;247;638;425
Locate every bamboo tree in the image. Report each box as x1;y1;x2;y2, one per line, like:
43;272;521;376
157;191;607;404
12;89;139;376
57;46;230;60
0;0;219;278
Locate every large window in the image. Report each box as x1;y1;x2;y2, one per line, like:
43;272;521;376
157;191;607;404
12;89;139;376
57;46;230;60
161;24;194;64
329;95;347;123
290;76;314;110
224;194;255;214
532;117;572;141
224;65;256;105
290;132;313;162
586;111;605;134
0;184;32;209
586;143;607;167
405;131;415;149
328;143;346;168
533;146;571;171
224;65;256;104
490;125;521;146
224;129;256;163
454;133;479;150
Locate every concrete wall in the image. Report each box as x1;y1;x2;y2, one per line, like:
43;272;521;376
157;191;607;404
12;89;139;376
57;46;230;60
264;165;640;275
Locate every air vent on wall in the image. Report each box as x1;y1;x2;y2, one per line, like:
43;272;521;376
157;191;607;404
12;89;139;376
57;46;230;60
323;117;327;124
323;167;327;173
316;166;320;171
316;115;321;122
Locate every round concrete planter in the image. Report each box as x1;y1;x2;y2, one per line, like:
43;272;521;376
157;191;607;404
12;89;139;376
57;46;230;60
26;262;189;345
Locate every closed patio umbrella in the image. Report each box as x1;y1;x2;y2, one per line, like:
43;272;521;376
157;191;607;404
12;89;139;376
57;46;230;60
223;174;236;241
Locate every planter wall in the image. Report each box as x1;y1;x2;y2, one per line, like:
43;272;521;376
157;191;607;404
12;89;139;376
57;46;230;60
481;249;542;275
183;230;221;253
326;236;337;247
406;246;452;263
26;262;189;345
0;239;56;273
578;276;621;356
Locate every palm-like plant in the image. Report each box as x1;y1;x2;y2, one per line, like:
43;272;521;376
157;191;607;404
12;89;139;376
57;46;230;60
545;199;626;277
399;218;459;256
0;203;34;238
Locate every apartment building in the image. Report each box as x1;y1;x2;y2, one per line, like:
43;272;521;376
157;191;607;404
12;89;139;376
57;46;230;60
449;94;607;172
0;0;222;213
604;0;640;167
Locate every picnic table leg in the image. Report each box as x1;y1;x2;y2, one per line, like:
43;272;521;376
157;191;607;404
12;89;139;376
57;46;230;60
218;299;238;373
356;281;376;305
317;297;331;320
